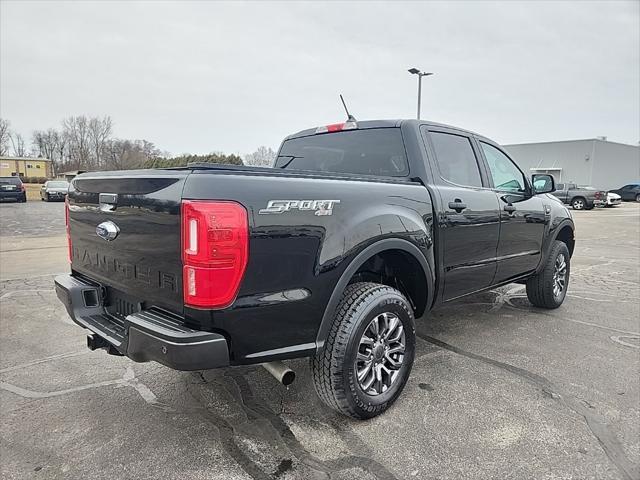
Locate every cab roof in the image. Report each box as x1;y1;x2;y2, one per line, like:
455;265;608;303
284;119;487;142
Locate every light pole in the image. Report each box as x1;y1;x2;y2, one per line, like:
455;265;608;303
408;68;433;120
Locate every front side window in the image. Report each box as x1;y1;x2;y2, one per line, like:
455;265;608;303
429;132;483;188
480;142;526;193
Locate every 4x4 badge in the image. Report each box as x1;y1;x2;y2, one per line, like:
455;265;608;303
96;221;120;241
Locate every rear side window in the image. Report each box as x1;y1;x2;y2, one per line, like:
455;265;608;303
556;183;565;190
429;132;483;188
275;128;409;177
0;177;21;186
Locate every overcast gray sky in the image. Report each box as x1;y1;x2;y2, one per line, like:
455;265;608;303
1;0;638;156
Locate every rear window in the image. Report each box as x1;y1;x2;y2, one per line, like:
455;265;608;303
275;128;409;177
0;177;22;186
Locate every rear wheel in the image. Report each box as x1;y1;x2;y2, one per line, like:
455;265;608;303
311;282;416;419
526;240;570;309
571;197;585;210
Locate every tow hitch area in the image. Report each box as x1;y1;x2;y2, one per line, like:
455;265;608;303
87;334;122;356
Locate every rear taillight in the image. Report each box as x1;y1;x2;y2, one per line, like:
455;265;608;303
20;184;26;192
595;191;603;200
181;200;249;308
65;197;72;263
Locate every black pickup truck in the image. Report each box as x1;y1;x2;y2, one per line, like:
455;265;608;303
55;119;575;419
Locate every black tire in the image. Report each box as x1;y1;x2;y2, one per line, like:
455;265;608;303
526;240;570;309
636;194;640;203
311;282;416;419
571;197;586;210
45;193;50;202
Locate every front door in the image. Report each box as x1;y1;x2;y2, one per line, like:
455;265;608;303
424;129;501;301
478;141;547;283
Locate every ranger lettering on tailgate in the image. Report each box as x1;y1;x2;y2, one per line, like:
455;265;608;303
75;248;177;292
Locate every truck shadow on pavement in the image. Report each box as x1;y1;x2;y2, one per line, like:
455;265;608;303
1;279;638;480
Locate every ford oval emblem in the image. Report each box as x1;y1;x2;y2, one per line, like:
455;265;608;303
96;221;120;241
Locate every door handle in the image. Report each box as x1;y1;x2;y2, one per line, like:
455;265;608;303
504;204;517;213
448;200;467;212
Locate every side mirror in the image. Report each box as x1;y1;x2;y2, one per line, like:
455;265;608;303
532;174;555;194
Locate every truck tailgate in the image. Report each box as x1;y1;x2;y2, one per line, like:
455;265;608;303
68;170;188;315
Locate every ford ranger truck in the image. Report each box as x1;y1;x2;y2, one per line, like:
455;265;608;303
55;119;575;419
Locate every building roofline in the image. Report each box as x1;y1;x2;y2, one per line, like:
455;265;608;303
0;156;53;162
503;138;639;148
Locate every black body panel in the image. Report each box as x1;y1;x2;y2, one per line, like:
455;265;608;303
68;171;187;314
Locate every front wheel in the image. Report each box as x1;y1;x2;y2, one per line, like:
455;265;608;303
311;282;416;419
526;240;570;309
636;194;640;203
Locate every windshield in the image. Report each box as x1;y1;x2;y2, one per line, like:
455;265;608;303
46;181;68;188
275;128;409;177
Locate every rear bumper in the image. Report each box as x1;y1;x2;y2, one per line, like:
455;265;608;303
0;192;26;201
54;274;230;370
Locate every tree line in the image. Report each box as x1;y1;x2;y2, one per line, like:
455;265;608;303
0;116;276;177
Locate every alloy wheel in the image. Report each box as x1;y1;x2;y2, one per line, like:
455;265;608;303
355;312;406;396
553;253;567;298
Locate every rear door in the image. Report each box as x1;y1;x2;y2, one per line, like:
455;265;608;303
422;127;500;301
68;170;189;316
477;140;546;283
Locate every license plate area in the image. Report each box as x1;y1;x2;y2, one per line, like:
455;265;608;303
105;288;142;321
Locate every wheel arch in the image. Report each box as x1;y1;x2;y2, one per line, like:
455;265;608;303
554;223;575;257
315;238;434;352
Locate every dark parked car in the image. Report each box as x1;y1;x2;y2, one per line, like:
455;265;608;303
609;183;640;202
0;176;27;203
40;180;69;201
552;183;606;210
55;119;575;419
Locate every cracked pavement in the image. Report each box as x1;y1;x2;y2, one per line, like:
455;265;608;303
0;201;638;479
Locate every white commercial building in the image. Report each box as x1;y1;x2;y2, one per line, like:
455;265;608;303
504;138;639;190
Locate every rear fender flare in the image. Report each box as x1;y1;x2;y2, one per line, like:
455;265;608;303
314;238;434;353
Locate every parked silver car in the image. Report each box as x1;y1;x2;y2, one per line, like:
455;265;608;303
40;180;69;202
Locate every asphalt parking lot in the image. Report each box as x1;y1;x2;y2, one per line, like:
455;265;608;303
1;200;638;480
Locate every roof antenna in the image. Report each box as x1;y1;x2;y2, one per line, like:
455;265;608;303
340;94;357;122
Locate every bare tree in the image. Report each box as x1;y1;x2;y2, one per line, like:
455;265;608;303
244;146;276;167
32;129;58;160
103;138;161;170
9;132;27;157
88;116;113;168
33;128;64;175
0;118;10;155
62;116;91;169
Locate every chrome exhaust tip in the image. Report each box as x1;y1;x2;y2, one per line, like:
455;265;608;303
261;361;295;386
